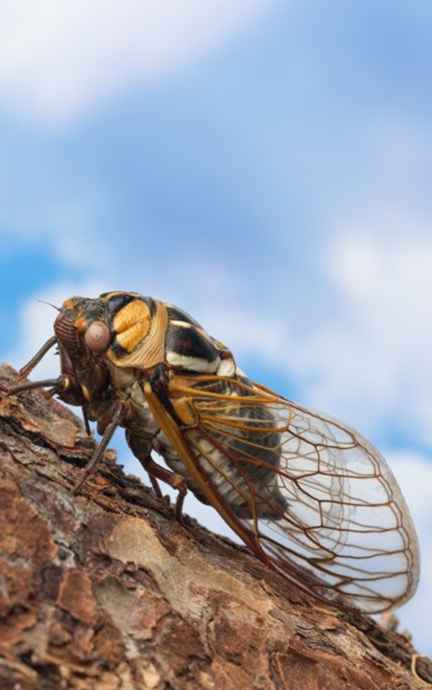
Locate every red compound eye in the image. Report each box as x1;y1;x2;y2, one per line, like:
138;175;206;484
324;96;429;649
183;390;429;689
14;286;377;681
84;321;111;353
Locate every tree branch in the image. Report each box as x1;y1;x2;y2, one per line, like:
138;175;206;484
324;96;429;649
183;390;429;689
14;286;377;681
0;364;430;690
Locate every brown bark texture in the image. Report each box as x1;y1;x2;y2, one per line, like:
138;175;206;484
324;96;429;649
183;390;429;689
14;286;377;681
0;363;430;690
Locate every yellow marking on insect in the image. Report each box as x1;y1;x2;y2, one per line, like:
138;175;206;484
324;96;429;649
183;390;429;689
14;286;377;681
108;301;168;370
63;297;78;309
75;317;87;332
171;395;197;427
81;384;92;401
113;299;151;352
168;378;274;405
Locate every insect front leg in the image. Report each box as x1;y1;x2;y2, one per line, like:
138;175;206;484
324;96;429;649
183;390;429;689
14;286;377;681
126;431;188;521
73;402;123;493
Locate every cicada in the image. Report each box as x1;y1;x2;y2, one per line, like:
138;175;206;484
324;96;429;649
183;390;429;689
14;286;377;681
4;291;420;612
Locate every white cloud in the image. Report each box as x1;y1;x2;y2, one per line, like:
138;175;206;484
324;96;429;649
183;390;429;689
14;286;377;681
294;229;432;442
0;1;271;124
386;450;432;654
0;196;112;273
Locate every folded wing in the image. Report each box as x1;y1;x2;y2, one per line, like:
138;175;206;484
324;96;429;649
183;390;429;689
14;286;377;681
171;375;420;612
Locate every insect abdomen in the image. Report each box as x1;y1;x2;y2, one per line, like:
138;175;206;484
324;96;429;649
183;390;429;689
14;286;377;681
158;393;287;521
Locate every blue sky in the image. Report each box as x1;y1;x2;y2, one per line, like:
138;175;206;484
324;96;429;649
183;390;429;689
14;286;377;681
1;2;432;652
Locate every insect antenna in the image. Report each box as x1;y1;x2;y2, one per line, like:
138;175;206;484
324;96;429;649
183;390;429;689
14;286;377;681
18;335;57;379
36;298;61;312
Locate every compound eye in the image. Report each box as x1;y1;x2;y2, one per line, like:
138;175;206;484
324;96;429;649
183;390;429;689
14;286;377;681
84;321;111;353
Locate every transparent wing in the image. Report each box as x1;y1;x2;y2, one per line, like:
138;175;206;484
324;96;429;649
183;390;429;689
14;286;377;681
170;375;420;613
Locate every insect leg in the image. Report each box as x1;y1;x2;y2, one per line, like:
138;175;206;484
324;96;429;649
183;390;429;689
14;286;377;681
82;405;92;436
2;377;62;395
73;403;122;494
126;432;188;520
148;473;163;499
141;455;187;521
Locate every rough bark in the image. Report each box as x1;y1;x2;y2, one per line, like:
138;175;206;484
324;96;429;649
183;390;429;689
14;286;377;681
0;363;430;690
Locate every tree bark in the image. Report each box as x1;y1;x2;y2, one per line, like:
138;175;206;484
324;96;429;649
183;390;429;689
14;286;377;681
0;363;430;690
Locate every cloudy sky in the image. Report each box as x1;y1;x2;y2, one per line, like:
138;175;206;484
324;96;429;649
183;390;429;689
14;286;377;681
1;2;431;653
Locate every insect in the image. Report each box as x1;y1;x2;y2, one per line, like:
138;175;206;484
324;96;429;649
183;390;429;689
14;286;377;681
3;291;420;613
